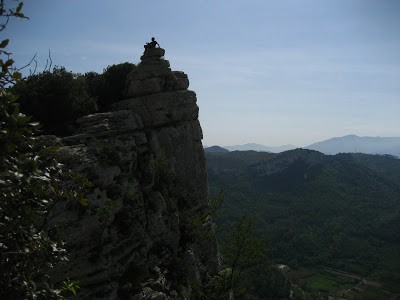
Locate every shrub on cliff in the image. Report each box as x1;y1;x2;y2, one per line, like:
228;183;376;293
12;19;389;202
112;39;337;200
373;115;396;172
0;93;68;298
14;62;136;135
85;62;136;112
13;67;98;136
220;215;267;297
0;2;75;298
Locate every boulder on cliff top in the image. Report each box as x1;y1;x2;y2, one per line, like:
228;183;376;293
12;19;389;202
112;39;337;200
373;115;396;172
140;47;165;61
125;47;189;97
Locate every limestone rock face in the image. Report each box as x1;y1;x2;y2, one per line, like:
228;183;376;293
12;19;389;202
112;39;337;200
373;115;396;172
126;48;190;98
47;48;219;299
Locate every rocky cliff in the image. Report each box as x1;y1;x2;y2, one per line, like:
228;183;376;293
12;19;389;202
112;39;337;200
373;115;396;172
47;47;219;299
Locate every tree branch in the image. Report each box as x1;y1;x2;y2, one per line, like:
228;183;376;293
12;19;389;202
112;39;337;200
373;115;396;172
17;52;37;72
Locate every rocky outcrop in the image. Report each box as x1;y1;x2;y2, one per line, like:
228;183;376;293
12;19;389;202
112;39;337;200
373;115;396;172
125;48;189;97
48;48;219;299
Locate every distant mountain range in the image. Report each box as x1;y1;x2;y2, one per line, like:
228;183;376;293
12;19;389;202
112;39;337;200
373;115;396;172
204;145;230;153
205;135;400;157
305;134;400;157
221;143;296;153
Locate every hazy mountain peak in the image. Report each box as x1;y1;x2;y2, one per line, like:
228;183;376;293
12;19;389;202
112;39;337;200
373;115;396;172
223;143;296;153
204;145;229;153
306;135;400;156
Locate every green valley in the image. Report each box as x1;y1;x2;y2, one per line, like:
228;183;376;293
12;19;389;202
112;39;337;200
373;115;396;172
206;149;400;299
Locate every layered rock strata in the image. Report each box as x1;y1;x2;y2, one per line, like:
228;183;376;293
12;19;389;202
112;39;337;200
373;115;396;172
125;48;189;97
48;48;218;299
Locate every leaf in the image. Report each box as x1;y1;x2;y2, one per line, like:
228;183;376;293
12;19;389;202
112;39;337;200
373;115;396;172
16;2;24;14
12;104;20;117
14;12;27;19
12;71;21;80
2;59;14;72
5;59;14;67
46;145;60;152
29;121;40;127
0;39;9;48
78;197;89;207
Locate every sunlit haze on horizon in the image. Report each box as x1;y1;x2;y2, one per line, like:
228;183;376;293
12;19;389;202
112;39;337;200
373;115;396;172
6;0;400;147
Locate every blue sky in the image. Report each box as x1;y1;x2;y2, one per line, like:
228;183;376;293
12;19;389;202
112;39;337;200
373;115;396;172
5;0;400;147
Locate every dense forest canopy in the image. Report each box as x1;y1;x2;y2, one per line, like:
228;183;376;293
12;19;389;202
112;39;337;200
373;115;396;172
206;149;400;298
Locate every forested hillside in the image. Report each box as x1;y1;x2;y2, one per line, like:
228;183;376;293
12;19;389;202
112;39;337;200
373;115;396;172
206;149;400;298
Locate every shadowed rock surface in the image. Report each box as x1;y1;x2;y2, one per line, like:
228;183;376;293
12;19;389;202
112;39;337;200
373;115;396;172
125;48;189;98
46;48;219;299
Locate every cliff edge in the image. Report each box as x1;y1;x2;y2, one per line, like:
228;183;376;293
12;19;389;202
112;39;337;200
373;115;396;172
47;47;219;299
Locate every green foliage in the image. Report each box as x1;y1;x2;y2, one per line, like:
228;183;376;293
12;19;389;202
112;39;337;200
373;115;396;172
67;171;92;207
180;191;226;251
203;213;289;299
13;61;136;135
61;278;80;296
0;1;27;85
209;190;226;219
0;3;83;298
85;62;136;111
0;80;69;300
89;138;121;166
207;149;400;296
96;197;119;225
13;66;98;136
68;74;98;117
149;150;173;189
220;215;267;297
242;265;291;299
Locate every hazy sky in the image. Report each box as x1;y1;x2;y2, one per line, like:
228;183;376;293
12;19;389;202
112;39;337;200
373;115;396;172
6;0;400;147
